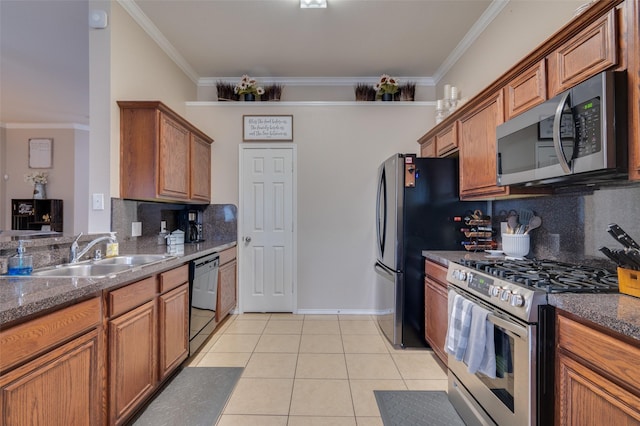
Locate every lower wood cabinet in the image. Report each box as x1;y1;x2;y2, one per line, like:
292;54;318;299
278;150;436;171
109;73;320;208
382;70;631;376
106;264;189;425
0;297;103;426
555;311;640;425
217;247;237;321
424;259;449;365
108;300;157;425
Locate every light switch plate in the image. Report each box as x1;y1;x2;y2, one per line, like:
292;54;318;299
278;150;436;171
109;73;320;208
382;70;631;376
132;222;142;237
92;193;105;210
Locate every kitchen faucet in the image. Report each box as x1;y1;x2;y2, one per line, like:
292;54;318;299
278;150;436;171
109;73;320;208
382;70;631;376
69;232;117;263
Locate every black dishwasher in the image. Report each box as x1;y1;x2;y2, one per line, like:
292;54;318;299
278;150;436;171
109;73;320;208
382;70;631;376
189;253;219;354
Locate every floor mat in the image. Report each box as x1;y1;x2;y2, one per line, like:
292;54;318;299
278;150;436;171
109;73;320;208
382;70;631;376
374;390;466;426
131;367;243;426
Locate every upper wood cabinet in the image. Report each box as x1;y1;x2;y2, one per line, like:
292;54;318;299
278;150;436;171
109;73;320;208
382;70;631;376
504;60;547;120
626;0;640;181
119;101;214;203
418;122;458;158
547;9;618;97
458;91;506;199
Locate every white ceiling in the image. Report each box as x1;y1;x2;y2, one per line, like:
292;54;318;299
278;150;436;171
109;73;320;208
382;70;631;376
1;0;498;125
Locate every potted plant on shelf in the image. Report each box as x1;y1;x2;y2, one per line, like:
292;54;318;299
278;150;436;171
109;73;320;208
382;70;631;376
25;171;48;199
234;75;265;101
374;74;399;101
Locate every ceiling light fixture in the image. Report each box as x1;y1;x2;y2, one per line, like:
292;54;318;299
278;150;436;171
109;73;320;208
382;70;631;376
300;0;327;8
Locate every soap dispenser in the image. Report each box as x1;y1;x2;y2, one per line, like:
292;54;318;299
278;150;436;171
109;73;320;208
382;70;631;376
8;240;33;275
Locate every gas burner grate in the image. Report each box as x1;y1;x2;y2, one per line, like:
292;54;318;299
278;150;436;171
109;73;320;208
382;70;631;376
460;258;619;293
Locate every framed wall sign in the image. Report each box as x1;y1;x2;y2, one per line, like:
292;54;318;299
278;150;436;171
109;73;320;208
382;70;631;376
29;138;53;168
243;115;293;141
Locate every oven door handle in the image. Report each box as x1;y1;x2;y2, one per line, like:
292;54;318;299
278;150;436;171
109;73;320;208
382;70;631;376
487;313;528;340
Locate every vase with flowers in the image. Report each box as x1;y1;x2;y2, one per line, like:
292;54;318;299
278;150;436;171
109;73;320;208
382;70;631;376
25;171;48;199
234;74;264;101
374;74;399;101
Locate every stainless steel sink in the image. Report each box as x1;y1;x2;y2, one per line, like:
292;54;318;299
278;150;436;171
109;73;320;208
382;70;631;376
32;263;132;278
31;254;175;278
93;254;174;266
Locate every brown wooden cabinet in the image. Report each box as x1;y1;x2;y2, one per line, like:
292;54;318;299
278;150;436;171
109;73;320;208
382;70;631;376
217;247;237;321
547;9;618;97
504;60;547;120
158;265;189;381
0;297;103;426
118;101;214;203
419;135;436;158
555;311;640;425
626;0;640;181
424;259;449;365
106;264;189;425
418;123;457;158
458;91;507;199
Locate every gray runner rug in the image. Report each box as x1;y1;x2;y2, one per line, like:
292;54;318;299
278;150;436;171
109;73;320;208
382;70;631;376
132;367;243;426
374;390;466;426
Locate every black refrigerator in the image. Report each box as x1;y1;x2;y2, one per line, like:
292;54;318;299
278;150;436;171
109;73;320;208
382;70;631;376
374;153;486;348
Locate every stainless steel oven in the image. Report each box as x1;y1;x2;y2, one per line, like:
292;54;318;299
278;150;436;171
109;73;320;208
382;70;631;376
447;286;537;426
445;258;618;425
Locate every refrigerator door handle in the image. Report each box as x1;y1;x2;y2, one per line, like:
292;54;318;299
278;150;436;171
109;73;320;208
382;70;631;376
376;167;387;259
375;261;395;279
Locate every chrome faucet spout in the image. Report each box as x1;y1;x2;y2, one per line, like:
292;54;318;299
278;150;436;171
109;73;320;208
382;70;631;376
69;233;117;263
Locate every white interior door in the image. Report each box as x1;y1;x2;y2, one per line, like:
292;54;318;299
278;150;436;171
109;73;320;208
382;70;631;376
240;145;295;312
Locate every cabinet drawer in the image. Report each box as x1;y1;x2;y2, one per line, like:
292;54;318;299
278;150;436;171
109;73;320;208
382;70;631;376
108;277;157;318
425;259;448;286
435;123;458;157
219;246;237;265
0;297;101;372
159;264;188;294
557;313;640;393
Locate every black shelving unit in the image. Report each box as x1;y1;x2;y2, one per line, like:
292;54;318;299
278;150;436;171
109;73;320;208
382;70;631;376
11;199;63;232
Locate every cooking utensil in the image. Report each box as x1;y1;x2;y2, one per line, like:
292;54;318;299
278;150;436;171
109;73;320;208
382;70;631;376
627;249;640;270
612;249;640;270
607;223;640;250
524;216;542;234
506;212;519;234
519;209;534;228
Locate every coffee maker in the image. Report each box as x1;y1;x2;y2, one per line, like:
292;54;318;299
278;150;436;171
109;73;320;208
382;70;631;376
179;209;203;243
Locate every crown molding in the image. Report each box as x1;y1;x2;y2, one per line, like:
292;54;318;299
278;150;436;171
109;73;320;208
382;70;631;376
1;122;90;131
118;0;200;84
199;76;435;87
432;0;509;84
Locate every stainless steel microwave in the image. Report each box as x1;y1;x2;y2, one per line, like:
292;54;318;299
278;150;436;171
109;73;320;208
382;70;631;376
497;71;627;187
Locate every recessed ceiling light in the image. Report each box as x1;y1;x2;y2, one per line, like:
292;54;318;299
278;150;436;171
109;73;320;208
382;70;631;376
300;0;327;8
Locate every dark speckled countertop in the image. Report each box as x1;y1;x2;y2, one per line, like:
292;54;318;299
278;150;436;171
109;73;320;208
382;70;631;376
0;239;236;327
423;250;640;343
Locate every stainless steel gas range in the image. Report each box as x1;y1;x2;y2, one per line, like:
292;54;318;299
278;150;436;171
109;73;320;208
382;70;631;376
445;258;618;426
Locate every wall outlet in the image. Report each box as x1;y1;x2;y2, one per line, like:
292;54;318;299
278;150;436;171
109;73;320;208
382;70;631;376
132;221;142;237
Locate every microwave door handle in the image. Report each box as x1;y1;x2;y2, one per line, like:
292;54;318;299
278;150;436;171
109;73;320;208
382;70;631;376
553;91;572;174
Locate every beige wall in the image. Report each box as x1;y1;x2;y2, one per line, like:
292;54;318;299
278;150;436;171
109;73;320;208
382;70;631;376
109;1;198;198
2;127;84;233
186;103;430;311
437;0;584;103
0;126;6;229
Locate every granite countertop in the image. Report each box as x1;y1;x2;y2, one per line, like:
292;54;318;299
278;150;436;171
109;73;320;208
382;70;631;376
423;250;640;343
0;239;236;327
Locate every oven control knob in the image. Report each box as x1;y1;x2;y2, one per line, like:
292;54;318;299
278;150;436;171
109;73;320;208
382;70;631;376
453;269;467;281
510;293;525;307
500;289;512;302
489;285;501;298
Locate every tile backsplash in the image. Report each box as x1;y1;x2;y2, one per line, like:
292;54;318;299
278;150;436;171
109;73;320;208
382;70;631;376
493;183;640;264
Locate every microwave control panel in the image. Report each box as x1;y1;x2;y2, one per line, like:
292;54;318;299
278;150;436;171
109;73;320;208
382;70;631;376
573;96;601;157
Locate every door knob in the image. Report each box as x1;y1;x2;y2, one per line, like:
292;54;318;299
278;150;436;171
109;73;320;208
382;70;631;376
244;236;252;243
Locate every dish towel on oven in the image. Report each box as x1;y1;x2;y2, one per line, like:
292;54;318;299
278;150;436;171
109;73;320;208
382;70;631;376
445;293;474;361
463;304;496;378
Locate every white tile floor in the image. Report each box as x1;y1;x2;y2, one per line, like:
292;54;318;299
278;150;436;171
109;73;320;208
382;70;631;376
186;313;448;425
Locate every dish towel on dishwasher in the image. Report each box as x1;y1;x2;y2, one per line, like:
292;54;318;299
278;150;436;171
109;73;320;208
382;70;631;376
445;293;474;361
463;304;496;378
